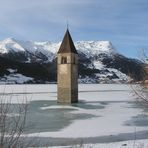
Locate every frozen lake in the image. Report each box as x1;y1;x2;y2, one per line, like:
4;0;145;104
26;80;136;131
0;84;148;146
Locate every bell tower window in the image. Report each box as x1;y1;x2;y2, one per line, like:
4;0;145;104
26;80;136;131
61;57;67;64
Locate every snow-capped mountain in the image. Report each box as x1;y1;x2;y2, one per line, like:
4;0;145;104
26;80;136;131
0;38;145;84
0;38;116;62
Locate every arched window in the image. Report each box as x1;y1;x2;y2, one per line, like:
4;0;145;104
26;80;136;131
61;57;67;64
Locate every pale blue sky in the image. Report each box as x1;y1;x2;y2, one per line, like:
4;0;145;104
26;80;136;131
0;0;147;58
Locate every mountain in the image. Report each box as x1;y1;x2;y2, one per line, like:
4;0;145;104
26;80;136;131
0;38;145;84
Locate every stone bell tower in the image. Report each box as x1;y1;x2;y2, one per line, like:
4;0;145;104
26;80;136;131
57;29;78;103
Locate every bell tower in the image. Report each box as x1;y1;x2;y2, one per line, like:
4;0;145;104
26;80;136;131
57;29;78;103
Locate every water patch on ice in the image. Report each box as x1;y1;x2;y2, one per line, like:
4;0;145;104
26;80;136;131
24;100;99;134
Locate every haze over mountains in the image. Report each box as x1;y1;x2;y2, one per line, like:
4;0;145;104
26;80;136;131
0;38;145;84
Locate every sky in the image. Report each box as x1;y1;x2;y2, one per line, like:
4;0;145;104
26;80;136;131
0;0;148;59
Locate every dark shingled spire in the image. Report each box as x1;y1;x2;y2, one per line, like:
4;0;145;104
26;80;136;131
58;29;78;54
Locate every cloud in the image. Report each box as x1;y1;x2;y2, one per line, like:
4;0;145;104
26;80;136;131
0;0;147;58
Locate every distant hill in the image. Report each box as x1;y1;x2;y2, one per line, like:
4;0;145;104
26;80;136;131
0;38;145;84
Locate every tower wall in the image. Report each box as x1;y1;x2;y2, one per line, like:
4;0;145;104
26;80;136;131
57;53;78;103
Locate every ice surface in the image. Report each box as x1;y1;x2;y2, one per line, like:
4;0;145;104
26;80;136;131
1;84;148;140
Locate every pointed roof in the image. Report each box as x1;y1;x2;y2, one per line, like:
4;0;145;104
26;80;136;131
58;29;78;54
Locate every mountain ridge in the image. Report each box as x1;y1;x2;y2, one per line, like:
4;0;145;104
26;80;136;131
0;38;145;84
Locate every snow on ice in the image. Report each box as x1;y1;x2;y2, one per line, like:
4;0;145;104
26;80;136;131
0;84;148;147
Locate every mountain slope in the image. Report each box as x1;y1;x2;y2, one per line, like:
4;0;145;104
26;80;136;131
0;38;145;84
